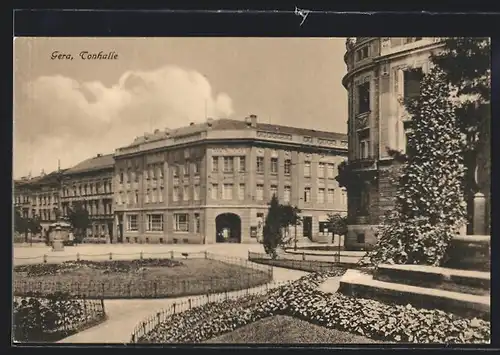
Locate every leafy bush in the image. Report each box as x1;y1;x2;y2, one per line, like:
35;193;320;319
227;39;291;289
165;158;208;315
371;67;467;266
13;292;106;342
139;271;490;344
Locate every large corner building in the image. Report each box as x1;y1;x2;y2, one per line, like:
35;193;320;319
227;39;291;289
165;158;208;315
342;37;491;250
113;116;348;244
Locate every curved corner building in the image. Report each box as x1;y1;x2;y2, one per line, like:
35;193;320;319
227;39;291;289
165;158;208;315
342;37;447;250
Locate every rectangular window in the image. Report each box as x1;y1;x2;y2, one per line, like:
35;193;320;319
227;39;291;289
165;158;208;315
223;157;234;173
212;157;219;173
284;159;291;175
256;157;264;173
173;186;179;202
150;165;156;180
327;164;335;179
134;190;139;204
183;185;189;201
270;158;278;174
327;189;335;203
211;184;218;200
358;82;370;114
360;140;370;159
183;162;190;176
147;214;164;232
193;161;200;175
194;185;200;200
127;215;138;231
304;162;311;177
238;184;245;200
318;163;326;178
256;184;264;201
223;184;233;200
341;188;348;206
144;168;149;180
270;184;278;198
318;188;326;204
173;165;179;178
151;189;157;203
145;189;150;204
239;156;246;172
304;187;311;202
194;213;200;233
174;213;189;232
158;164;164;179
404;68;424;100
119;171;124;184
159;187;164;203
284;186;291;202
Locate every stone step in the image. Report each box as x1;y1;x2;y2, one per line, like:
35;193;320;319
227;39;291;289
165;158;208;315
375;264;490;295
338;269;490;321
444;235;490;272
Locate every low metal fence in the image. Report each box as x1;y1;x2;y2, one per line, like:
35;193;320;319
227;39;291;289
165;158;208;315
13;251;273;299
248;251;348;273
129;279;291;343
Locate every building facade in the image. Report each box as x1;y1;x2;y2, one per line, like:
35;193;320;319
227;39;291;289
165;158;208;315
60;154;115;242
342;37;491;250
113;116;348;244
14;171;64;232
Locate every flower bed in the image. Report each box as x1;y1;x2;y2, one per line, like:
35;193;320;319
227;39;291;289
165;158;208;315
14;258;272;299
14;259;184;277
138;270;490;344
13;291;106;343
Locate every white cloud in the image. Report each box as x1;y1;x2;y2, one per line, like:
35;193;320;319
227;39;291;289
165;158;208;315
14;65;234;178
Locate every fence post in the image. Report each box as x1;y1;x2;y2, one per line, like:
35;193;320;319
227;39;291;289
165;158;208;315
77;253;80;261
302;252;306;261
170;250;174;259
173;303;176;314
109;252;113;260
204;251;208;259
156;312;161;324
140;251;143;260
131;333;135;343
101;282;105;297
43;254;47;263
189;298;192;309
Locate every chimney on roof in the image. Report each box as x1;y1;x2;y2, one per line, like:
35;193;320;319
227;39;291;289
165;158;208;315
96;153;102;157
206;118;214;128
189;122;195;126
154;129;159;134
40;169;45;177
249;114;257;128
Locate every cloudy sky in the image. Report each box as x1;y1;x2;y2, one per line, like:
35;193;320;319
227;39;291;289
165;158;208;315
13;37;348;179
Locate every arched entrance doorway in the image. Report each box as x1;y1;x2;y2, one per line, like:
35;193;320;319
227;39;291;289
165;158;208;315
215;213;241;243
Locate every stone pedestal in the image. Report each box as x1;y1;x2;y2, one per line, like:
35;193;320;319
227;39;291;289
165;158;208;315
473;192;486;235
52;240;64;251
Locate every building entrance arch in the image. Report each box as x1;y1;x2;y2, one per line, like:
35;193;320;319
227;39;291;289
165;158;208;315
215;213;242;243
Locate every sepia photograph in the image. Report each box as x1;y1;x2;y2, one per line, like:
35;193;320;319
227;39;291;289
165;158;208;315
12;36;491;345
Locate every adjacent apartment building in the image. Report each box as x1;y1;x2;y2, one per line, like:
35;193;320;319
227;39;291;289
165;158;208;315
342;37;491;250
113;116;348;244
13;170;64;232
60;153;115;241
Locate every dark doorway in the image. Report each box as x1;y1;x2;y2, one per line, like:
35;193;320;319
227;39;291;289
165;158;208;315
303;216;312;240
117;214;124;243
215;213;241;243
107;222;114;243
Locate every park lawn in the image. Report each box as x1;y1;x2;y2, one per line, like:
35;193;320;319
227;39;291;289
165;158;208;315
204;315;380;344
14;259;271;298
14;259;260;283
